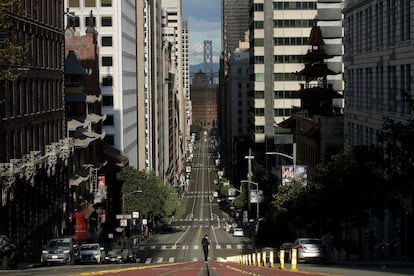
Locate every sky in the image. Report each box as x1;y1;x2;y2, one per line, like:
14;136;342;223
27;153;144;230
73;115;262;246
182;0;221;65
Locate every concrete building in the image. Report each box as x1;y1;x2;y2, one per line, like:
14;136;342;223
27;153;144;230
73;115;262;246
248;0;344;153
65;0;138;168
343;0;413;146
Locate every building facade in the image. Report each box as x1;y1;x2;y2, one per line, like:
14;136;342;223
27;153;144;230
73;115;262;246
0;0;73;258
343;0;413;146
222;0;250;55
65;0;138;168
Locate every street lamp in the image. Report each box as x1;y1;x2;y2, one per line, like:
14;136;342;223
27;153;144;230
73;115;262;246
265;143;296;174
122;189;142;239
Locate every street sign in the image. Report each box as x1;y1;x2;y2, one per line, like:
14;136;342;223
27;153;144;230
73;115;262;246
132;212;139;218
120;219;127;227
142;219;148;225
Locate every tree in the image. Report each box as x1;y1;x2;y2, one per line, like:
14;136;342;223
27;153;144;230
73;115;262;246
116;167;182;222
0;0;26;81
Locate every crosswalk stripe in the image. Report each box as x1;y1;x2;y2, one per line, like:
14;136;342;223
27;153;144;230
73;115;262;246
145;258;152;264
156;257;163;263
169;257;175;263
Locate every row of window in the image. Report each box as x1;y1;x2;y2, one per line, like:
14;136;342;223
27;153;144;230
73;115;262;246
345;0;411;54
254;108;293;117
2;80;63;119
252;1;316;12
253;55;303;64
19;0;63;28
255;73;304;81
254;90;297;99
68;15;112;28
68;0;111;8
254;125;293;134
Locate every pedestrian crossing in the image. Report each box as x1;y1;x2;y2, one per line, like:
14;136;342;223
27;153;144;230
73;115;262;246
136;244;253;251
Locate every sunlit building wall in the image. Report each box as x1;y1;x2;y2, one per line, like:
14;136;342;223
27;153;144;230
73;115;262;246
65;0;138;168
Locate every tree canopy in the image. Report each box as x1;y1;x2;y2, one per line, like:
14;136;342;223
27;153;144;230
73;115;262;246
116;167;183;221
0;0;26;81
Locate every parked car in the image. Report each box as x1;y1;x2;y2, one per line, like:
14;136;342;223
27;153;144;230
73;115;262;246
41;238;80;266
232;228;244;237
79;243;105;264
292;238;325;263
278;242;292;262
104;249;123;264
0;235;17;270
121;248;136;263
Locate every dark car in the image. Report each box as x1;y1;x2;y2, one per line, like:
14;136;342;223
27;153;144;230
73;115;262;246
41;238;80;266
0;235;17;269
278;242;292;262
104;249;123;264
121;248;136;263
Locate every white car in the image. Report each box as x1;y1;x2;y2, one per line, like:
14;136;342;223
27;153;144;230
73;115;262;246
79;243;105;264
233;228;244;237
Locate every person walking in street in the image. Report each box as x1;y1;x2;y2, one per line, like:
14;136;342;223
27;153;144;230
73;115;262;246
201;234;210;262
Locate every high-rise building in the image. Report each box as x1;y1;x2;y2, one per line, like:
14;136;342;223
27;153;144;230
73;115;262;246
160;0;188;186
249;0;344;149
222;0;250;55
65;0;138;168
343;0;413;146
249;0;317;148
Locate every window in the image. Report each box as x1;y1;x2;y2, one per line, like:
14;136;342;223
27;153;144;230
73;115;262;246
102;56;113;66
255;73;265;81
84;0;96;7
68;0;80;7
102;76;113;86
255;126;265;133
254;21;264;29
101;16;112;27
254;39;264;47
255;91;264;98
101;0;112;7
103;95;113;106
85;16;96;27
255;108;264;116
103;115;114;126
101;36;113;46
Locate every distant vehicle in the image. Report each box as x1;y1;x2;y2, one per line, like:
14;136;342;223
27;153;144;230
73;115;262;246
79;243;105;264
104;249;123;264
278;242;292;262
121;248;136;263
232;228;244;237
292;238;325;263
41;238;80;266
0;235;17;269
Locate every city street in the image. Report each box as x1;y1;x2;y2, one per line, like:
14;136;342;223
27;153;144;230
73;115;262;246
3;131;414;276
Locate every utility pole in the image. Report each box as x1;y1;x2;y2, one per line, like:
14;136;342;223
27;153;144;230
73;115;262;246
245;148;254;215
